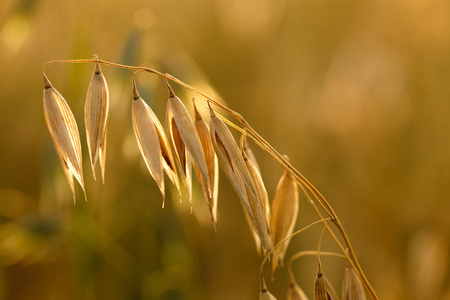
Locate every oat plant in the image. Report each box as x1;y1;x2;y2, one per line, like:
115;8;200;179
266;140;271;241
42;55;378;299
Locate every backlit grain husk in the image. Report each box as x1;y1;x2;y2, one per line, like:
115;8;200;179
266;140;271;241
314;270;339;300
208;104;259;228
342;264;366;300
260;278;278;300
287;273;309;300
271;160;299;267
243;144;272;253
132;83;165;201
84;61;109;183
166;84;210;210
43;73;85;201
241;136;272;254
132;81;182;206
193;101;219;225
288;283;309;300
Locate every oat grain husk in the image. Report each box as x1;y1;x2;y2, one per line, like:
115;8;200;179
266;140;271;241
342;264;366;300
314;270;339;300
166;83;210;210
85;61;109;183
271;159;299;267
287;273;309;300
243;146;272;252
208;104;259;225
241;136;272;253
43;73;85;201
260;278;278;300
193;101;219;225
131;81;166;204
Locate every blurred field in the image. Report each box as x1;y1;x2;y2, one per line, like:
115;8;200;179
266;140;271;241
1;0;450;299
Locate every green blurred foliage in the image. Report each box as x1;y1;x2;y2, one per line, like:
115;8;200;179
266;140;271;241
1;0;450;299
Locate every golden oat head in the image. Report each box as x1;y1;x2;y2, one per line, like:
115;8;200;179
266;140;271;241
43;73;85;202
84;61;109;183
41;56;378;300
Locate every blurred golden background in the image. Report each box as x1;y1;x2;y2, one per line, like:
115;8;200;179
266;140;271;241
1;0;449;299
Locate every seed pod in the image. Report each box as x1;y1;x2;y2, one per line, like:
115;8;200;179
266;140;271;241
132;80;181;206
43;73;85;201
243;144;272;252
342;264;366;300
84;61;109;183
208;104;259;229
271;159;299;266
193;100;219;225
166;83;210;210
314;269;339;300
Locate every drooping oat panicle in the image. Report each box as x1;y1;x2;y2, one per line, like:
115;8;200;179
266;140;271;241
131;80;166;203
342;264;366;300
84;61;109;183
193;100;219;225
243;146;272;253
260;278;278;300
314;269;339;300
208;104;259;227
43;73;85;200
271;157;299;267
166;82;211;210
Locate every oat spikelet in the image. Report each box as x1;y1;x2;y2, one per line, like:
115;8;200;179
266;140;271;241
242;136;272;254
342;264;366;300
43;73;85;200
271;157;299;267
287;273;309;300
193;100;219;225
85;61;109;183
131;80;166;203
314;269;339;300
260;278;278;300
166;82;210;210
208;104;260;236
56;149;76;202
243;143;272;253
148;103;182;202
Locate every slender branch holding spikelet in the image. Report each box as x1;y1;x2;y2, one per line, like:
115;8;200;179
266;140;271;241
42;55;378;300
